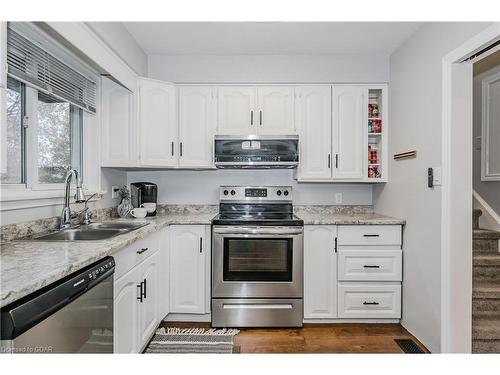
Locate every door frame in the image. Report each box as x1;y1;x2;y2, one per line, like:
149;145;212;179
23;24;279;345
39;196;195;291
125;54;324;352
441;22;500;353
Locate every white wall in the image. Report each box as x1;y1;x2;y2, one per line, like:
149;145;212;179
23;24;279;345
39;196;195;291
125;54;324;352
0;168;126;226
86;22;148;76
148;54;389;83
473;65;500;215
127;170;372;206
373;22;493;353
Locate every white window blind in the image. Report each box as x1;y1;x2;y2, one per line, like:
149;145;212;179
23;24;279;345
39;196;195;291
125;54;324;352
7;27;96;113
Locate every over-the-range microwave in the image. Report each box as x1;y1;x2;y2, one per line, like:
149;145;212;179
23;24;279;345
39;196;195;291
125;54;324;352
214;135;299;169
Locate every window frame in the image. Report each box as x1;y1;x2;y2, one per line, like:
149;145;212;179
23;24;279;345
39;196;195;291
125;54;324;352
24;86;84;191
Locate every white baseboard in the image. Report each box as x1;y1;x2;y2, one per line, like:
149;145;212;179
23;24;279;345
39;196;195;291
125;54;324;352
303;318;400;324
473;190;500;232
163;313;212;322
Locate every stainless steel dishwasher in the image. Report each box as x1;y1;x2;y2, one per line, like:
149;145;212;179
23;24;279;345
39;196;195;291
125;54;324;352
1;257;114;354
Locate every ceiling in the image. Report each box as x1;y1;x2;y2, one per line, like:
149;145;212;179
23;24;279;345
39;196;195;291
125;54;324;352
123;22;423;55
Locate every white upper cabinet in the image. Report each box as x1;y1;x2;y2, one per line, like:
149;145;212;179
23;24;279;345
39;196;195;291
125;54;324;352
178;86;217;168
257;87;295;135
217;87;255;135
101;77;137;167
295;86;332;180
169;225;207;314
304;225;338;319
217;86;295;136
332;86;365;180
138;78;177;167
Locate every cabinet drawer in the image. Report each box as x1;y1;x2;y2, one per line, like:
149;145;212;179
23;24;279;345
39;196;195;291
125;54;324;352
338;250;402;281
338;283;401;319
338;225;402;246
114;233;159;279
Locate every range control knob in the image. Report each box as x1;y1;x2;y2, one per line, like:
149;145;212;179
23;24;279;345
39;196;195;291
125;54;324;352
276;190;282;196
223;190;229;196
283;190;289;196
230;190;236;196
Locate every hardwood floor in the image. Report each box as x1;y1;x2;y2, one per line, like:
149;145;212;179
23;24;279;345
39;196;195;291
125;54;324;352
160;322;428;354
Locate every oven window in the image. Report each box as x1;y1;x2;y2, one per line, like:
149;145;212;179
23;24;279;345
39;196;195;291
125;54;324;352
223;238;293;282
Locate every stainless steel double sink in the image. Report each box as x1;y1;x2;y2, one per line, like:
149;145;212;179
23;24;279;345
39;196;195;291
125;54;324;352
31;222;150;241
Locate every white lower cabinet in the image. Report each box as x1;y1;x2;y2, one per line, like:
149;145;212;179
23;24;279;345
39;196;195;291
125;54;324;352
304;224;403;321
113;265;141;353
169;225;210;314
113;229;167;353
304;225;338;318
337;283;401;319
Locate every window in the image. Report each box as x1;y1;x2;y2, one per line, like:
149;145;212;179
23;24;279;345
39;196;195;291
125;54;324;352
1;77;24;184
1;77;83;188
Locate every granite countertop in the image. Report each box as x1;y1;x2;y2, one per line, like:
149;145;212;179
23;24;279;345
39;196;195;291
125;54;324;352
0;205;404;308
296;212;406;225
0;208;216;308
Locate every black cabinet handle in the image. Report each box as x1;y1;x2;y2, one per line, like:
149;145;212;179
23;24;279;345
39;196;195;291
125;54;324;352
180;142;183;157
363;265;380;269
334;237;337;253
259;110;262;125
171;141;174;156
137;247;148;255
363;301;380;305
199;237;203;253
137;283;143;302
335;154;339;168
250;110;254;125
328;154;331;169
363;234;380;238
143;278;147;299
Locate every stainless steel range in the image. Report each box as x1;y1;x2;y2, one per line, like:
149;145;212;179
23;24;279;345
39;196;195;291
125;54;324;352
211;186;304;328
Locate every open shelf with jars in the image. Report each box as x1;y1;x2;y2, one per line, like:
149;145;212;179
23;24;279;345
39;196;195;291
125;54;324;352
366;87;387;181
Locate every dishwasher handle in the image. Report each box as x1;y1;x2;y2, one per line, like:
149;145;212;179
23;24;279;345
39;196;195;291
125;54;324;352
0;257;115;340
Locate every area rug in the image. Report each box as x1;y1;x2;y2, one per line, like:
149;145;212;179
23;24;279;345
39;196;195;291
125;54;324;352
145;327;240;354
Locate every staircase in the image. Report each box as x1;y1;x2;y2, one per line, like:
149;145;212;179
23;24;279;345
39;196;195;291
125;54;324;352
472;209;500;353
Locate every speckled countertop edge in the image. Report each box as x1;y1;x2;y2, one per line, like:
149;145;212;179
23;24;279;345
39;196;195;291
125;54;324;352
1;206;404;308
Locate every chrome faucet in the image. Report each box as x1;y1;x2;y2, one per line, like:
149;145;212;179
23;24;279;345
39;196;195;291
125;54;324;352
60;169;86;229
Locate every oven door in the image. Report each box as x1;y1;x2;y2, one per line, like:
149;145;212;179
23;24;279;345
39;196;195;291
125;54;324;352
212;226;303;298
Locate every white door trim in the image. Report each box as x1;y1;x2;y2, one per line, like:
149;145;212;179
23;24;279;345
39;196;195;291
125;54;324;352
441;22;500;353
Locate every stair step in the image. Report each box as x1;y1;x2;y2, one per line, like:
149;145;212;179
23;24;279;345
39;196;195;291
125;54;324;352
473;280;500;299
473;239;499;252
473;297;500;313
473;229;500;240
472;339;500;353
474;266;500;282
472;314;500;340
474;253;500;266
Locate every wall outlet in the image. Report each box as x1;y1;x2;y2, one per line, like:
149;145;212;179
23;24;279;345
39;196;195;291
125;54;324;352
111;186;120;199
335;193;343;204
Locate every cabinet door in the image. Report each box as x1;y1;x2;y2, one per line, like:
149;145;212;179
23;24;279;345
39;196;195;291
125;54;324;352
332;86;365;179
217;87;255;135
178;86;217;167
113;266;141;353
304;225;338;318
138;78;177;167
101;77;137;167
138;251;160;350
257;87;295;135
296;86;332;180
158;228;170;320
169;225;206;314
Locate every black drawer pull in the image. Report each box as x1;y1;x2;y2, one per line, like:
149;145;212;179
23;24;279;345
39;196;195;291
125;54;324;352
363;301;380;305
142;278;147;299
137;247;148;255
363;234;380;237
137;283;143;302
363;265;380;269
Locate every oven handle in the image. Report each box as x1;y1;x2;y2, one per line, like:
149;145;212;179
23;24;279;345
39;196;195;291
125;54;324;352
212;227;303;235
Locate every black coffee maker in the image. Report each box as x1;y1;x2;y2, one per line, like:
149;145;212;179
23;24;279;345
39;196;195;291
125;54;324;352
130;182;158;217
